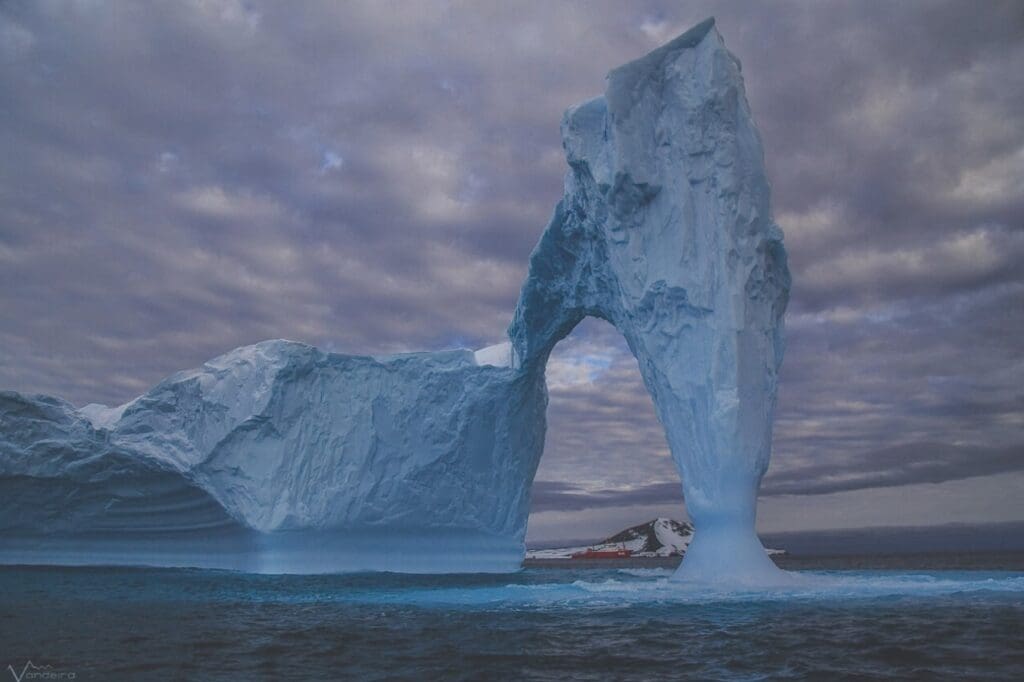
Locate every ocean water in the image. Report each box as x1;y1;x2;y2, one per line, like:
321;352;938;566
2;559;1023;680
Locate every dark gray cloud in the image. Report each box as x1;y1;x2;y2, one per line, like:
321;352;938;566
532;441;1024;512
1;1;1022;537
761;441;1024;496
530;480;682;513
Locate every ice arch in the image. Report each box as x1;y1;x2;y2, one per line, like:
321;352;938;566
510;18;789;580
0;19;788;580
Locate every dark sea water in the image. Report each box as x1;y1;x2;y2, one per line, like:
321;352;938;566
2;556;1023;681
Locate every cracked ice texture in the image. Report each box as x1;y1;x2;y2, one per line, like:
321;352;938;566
0;341;545;572
0;19;788;578
510;18;789;579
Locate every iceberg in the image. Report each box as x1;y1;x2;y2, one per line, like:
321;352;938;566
0;341;546;573
0;18;789;580
510;17;789;582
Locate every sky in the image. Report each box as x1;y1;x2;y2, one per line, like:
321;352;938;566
1;1;1022;543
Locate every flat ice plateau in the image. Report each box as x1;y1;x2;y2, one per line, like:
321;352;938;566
0;18;792;581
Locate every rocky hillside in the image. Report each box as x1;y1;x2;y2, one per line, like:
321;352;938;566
527;518;694;559
527;518;785;559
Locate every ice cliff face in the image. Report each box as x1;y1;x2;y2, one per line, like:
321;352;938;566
0;19;788;579
510;18;789;581
0;341;545;572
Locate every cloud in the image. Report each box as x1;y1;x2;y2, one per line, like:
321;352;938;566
0;15;34;60
531;440;1024;512
320;150;344;174
800;224;1024;302
762;441;1024;496
1;1;1022;532
530;480;683;513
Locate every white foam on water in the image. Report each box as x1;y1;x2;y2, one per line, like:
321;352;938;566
332;570;1024;609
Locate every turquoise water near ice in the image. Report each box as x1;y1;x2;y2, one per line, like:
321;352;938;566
2;562;1023;680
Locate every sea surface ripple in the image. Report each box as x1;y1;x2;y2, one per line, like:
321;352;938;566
2;561;1023;680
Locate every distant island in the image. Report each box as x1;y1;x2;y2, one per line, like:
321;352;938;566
526;518;785;561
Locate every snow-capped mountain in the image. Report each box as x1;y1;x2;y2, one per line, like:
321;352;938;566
527;518;694;559
604;518;695;556
526;518;786;560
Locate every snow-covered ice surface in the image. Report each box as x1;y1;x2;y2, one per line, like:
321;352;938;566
0;19;790;579
473;341;513;368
